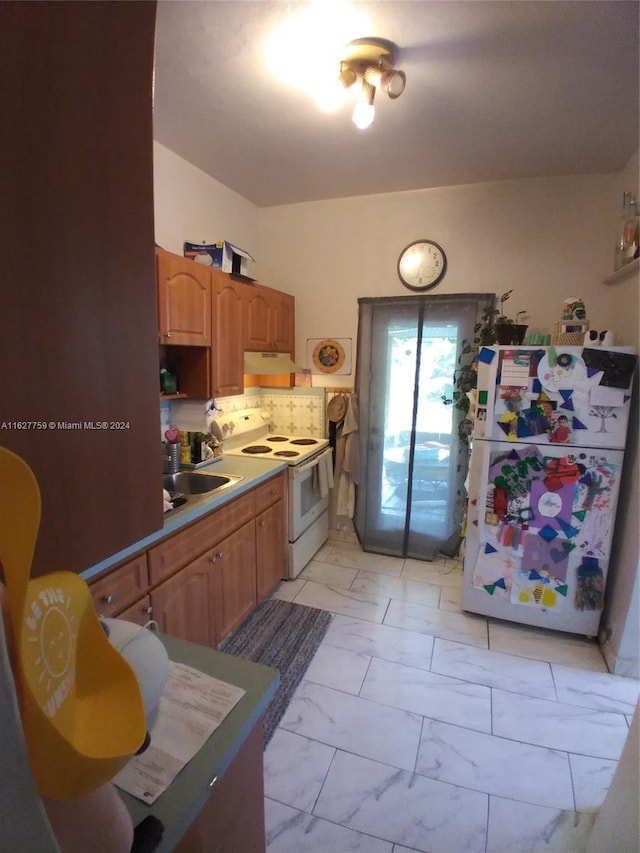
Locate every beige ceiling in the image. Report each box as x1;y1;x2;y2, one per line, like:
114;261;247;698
153;1;639;208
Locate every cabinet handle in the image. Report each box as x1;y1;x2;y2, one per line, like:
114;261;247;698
208;775;218;790
163;332;172;339
208;551;224;564
143;606;153;615
103;595;114;605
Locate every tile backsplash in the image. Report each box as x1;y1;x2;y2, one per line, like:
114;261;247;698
163;387;326;439
261;389;325;436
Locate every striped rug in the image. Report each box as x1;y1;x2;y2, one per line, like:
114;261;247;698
218;598;332;744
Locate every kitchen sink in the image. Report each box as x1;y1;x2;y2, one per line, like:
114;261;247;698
163;471;242;496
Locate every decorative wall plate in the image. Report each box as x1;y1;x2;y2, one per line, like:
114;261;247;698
307;338;352;374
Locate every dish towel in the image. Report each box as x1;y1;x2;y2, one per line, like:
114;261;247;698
318;449;334;499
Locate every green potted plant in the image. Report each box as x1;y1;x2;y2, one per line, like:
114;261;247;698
513;310;529;345
492;291;529;344
442;301;497;445
493;290;516;344
442;291;527;442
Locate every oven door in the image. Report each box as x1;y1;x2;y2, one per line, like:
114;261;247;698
288;448;332;542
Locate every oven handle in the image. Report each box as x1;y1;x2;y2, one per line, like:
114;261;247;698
291;447;333;478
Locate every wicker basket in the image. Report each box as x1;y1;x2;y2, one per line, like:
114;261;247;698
551;321;589;346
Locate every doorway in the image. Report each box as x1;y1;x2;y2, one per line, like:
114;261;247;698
354;293;492;561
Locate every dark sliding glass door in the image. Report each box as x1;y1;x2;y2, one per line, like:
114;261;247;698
354;293;492;561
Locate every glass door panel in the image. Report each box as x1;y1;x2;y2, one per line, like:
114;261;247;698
355;294;492;561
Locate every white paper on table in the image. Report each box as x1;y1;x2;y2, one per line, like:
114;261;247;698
113;661;246;804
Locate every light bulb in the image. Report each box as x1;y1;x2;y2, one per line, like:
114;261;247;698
364;66;406;99
352;80;375;129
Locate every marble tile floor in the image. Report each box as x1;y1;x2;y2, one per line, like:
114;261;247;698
264;540;639;853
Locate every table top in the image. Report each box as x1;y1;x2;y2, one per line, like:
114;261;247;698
119;633;279;852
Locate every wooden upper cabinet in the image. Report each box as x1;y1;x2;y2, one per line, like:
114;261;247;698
269;288;295;353
211;271;245;396
245;284;295;354
157;248;212;346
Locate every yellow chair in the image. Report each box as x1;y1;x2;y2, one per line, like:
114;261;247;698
0;446;146;799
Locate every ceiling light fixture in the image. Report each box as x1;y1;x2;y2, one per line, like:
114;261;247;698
338;37;406;129
352;80;376;130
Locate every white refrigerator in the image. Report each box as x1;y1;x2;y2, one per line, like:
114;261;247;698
462;345;636;637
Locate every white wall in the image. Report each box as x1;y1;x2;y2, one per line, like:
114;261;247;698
153;142;260;258
256;173;637;382
599;149;640;677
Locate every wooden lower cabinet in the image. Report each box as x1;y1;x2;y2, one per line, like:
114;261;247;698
151;554;217;647
256;500;285;601
175;718;266;853
213;520;257;642
116;595;153;626
91;473;287;645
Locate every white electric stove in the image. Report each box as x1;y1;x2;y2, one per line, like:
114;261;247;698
213;409;332;577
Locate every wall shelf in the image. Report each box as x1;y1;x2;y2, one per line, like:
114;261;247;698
603;258;639;285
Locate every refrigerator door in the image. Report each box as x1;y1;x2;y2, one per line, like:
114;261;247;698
474;346;636;450
463;439;625;636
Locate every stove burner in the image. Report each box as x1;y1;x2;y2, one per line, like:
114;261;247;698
290;438;318;446
274;450;300;458
241;445;273;455
266;436;289;442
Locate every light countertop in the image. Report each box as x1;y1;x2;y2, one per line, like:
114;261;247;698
119;633;279;852
81;455;288;583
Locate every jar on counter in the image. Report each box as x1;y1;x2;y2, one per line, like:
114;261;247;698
180;432;191;464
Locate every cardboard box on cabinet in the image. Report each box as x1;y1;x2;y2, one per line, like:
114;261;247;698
184;241;255;279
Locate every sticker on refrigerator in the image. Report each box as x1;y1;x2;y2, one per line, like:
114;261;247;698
489;445;547;499
581;349;636;389
472;543;518;597
548;412;574;444
575;558;604;611
537;350;587;391
528;480;576;533
498;349;534;386
511;568;568;609
521;533;571;583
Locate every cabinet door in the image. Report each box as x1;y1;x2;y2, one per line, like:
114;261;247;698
245;284;295;353
213;520;257;643
211;272;245;396
175;720;266;853
256;501;285;601
244;286;272;351
89;554;149;619
269;289;295;353
157;248;212;346
116;595;154;626
151;553;216;646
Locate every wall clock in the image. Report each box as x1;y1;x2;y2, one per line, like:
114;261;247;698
397;239;447;291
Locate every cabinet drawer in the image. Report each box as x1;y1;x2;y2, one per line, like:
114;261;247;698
116;595;153;626
148;490;256;586
90;554;149;618
253;473;286;515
